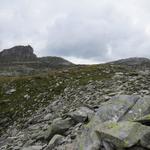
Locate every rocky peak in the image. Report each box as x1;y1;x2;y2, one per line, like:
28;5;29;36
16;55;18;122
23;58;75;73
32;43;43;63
0;45;37;62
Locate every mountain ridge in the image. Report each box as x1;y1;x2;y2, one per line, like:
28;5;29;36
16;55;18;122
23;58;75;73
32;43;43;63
0;45;37;62
0;45;74;76
109;57;150;65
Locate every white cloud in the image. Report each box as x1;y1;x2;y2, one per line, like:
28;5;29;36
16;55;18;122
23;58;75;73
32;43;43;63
64;56;101;65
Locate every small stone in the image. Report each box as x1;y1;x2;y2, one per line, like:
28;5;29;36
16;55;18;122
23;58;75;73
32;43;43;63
46;134;64;150
6;88;16;95
22;145;43;150
24;94;30;100
102;141;115;150
13;146;21;150
43;113;53;121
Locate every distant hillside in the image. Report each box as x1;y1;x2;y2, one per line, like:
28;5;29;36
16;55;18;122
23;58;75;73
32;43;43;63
0;45;74;76
109;57;150;70
39;56;73;66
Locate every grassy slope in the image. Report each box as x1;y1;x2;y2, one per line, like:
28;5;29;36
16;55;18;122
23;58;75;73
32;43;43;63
0;64;130;134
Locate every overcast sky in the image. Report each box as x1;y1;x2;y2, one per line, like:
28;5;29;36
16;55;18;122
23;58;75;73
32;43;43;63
0;0;150;64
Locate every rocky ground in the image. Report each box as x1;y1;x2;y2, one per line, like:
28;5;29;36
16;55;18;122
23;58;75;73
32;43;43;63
1;62;150;150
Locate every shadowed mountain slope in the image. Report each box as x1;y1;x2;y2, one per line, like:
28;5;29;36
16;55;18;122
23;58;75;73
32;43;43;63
0;45;74;76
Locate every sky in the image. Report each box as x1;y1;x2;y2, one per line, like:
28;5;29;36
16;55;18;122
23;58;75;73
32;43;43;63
0;0;150;64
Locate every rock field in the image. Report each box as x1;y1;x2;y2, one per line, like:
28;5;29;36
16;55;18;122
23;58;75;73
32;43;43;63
1;56;150;150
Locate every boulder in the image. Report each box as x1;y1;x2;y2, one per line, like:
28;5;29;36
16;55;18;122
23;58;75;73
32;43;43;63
95;95;150;122
96;121;150;148
69;107;94;123
43;113;53;121
45;118;75;141
95;95;139;122
122;96;150;121
75;95;150;150
76;121;150;150
46;134;64;150
75;126;101;150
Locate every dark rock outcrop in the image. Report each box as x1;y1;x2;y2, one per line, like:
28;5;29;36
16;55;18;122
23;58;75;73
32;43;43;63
0;45;74;76
0;45;37;62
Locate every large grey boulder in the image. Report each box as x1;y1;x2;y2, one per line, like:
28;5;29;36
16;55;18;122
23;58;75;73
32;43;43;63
76;121;150;150
74;95;150;150
95;95;139;122
122;96;150;121
75;125;101;150
95;95;150;122
96;121;150;148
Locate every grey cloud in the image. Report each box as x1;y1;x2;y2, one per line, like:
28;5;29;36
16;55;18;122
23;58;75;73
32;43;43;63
0;0;150;63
